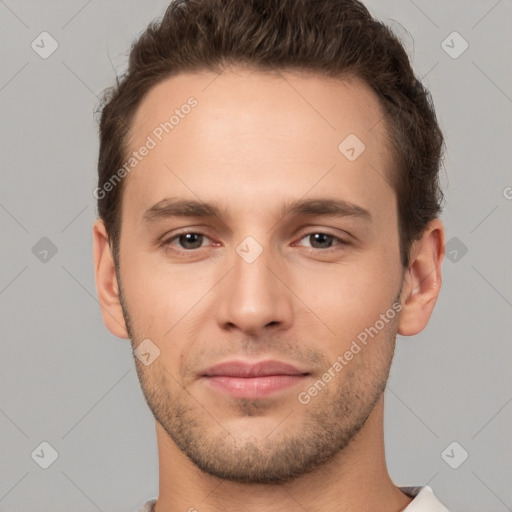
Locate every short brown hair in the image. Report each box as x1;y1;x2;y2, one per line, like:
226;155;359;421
96;0;444;268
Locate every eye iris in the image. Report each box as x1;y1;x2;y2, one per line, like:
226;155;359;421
310;233;333;249
179;233;203;249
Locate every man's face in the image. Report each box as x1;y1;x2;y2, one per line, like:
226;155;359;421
115;68;404;483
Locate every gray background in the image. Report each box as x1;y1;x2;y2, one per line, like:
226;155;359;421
1;1;511;511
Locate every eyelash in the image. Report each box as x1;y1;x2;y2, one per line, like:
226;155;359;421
161;230;350;254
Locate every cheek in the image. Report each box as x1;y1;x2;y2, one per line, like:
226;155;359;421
294;255;401;344
119;254;167;335
121;225;402;341
122;254;214;339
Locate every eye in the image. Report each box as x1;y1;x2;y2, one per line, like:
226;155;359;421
296;232;349;250
163;231;212;251
161;230;350;255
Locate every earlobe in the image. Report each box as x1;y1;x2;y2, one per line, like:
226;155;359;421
92;218;130;339
397;219;445;336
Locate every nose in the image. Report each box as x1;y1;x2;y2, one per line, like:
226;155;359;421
216;242;293;336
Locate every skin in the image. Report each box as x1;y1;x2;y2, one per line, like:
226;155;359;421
93;66;444;512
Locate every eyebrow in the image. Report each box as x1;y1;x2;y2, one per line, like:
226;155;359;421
142;196;371;224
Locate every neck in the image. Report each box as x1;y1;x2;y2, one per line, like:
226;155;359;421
154;395;412;512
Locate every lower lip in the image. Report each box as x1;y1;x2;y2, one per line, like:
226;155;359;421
202;375;309;399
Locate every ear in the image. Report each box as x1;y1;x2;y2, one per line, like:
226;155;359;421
397;219;445;336
92;218;129;339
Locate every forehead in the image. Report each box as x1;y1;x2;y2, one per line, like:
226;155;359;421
128;67;389;148
122;67;395;225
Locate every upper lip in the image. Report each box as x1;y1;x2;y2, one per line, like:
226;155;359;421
201;359;310;378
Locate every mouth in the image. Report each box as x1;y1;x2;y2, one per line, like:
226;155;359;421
200;359;311;399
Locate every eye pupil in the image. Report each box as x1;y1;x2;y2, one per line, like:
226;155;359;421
179;233;203;249
310;233;333;249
